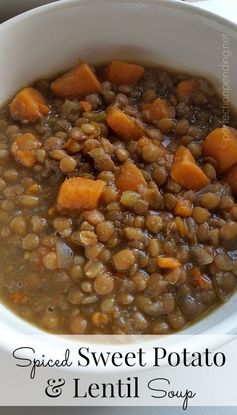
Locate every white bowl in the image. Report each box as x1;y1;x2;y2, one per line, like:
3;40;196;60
0;0;237;360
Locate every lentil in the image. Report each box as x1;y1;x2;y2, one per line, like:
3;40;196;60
22;234;40;250
96;221;115;242
199;193;220;210
70;315;88;334
59;156;77;172
10;216;27;235
145;214;163;233
94;273;114;295
112;249;136;271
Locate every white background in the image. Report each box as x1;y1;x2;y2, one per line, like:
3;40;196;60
0;407;235;415
0;0;236;413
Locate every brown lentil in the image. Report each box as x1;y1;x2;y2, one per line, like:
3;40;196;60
42;252;58;270
22;234;40;250
112;249;136;271
70;315;88;334
199;193;220;210
10;216;27;235
220;222;237;241
94;273;114;295
152;166;167;186
95;220;115;242
141;144;162;163
145;214;163;233
203;163;217;181
214;253;233;271
59;156;77;173
192;206;210;224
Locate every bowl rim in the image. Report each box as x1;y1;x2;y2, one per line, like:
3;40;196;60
0;0;237;34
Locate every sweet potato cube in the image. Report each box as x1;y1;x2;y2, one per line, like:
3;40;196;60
106;108;144;141
57;177;106;211
176;78;200;101
106;60;144;85
9;87;49;123
202;127;237;172
115;160;146;192
171;146;210;190
51;62;101;97
144;98;175;120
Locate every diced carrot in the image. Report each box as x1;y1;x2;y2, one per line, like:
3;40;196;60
202;126;237;172
176;78;200;101
11;133;41;167
9;87;49;123
225;164;237;194
107;108;144;141
51;62;101;97
175;217;189;237
115;159;146;192
57;177;106;211
171;146;210;190
10;292;27;305
190;267;213;289
144;98;175;121
157;257;181;269
105;60;144;85
80;100;92;112
174;197;193;217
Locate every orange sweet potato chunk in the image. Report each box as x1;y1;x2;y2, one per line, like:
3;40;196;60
106;108;144;141
143;98;175;121
176;78;200;101
171;146;210;190
106;61;144;85
57;177;106;211
9;87;49;123
157;257;181;269
225;164;237;194
51;62;101;97
115;160;146;192
202;127;237;172
11;133;41;167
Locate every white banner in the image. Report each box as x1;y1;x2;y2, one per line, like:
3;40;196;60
0;334;236;408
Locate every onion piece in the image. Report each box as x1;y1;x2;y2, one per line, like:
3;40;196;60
56;240;73;269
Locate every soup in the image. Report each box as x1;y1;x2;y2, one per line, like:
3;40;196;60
0;60;236;334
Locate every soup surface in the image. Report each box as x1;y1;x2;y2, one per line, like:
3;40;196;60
0;60;237;334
